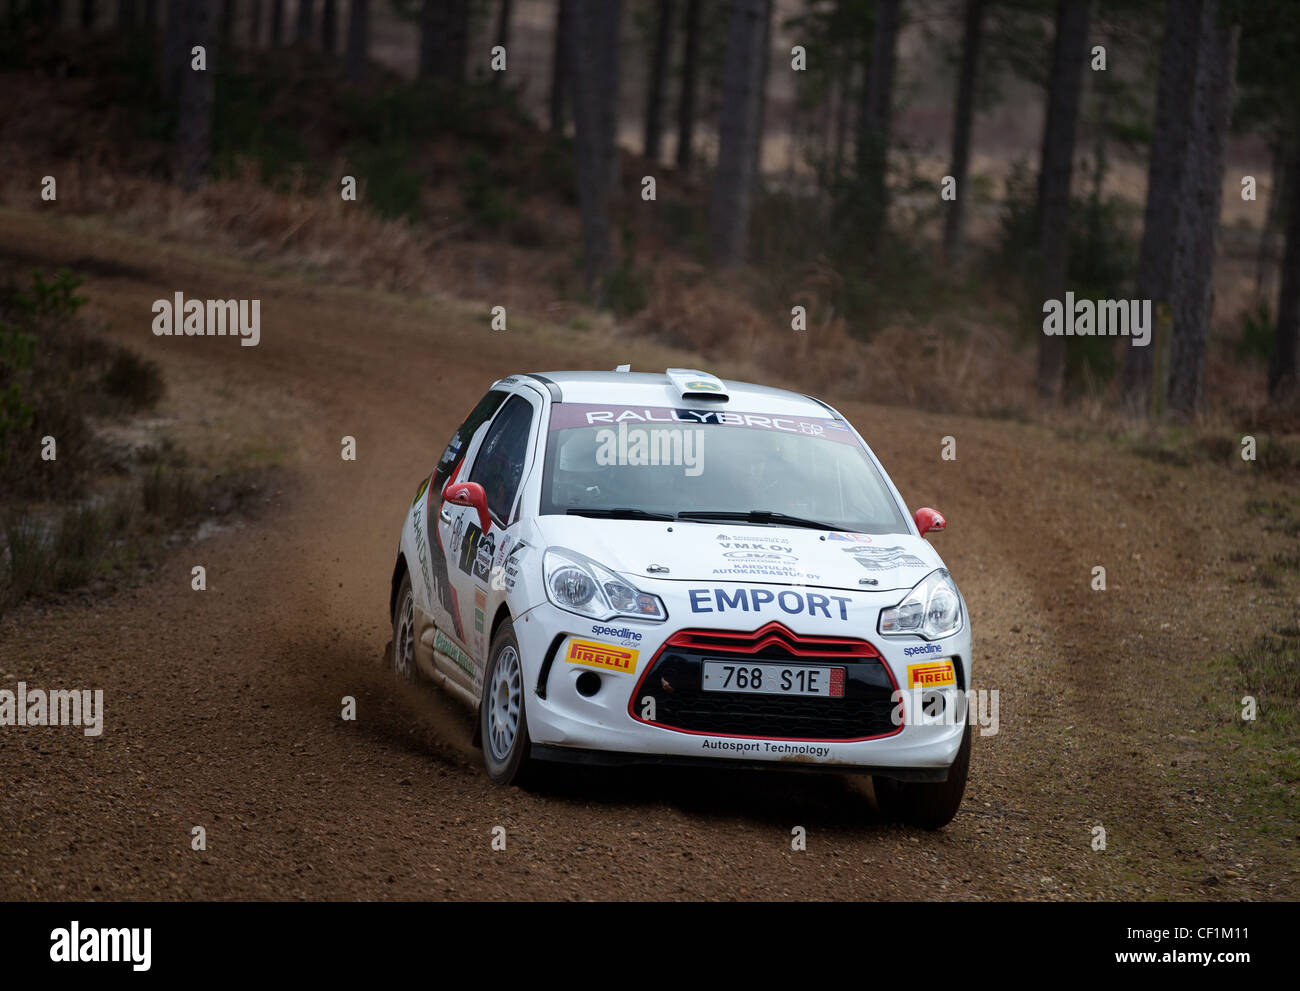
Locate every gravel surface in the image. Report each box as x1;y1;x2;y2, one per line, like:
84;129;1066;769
1;210;1295;901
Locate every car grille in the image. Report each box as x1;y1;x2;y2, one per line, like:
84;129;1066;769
628;622;901;741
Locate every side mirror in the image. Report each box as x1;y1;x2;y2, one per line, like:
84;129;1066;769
914;507;946;536
445;481;491;534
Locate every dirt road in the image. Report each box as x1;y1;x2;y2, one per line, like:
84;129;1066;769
1;208;1295;900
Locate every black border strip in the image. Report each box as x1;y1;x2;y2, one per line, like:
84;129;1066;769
527;374;562;401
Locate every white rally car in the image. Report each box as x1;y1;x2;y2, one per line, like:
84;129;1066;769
389;368;972;827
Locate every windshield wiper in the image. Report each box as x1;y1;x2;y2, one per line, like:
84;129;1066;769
677;510;840;531
566;508;677;521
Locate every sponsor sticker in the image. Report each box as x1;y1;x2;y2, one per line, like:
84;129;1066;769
904;642;946;657
700;739;832;759
590;623;643;643
565;638;639;674
434;629;476;679
907;660;955;689
548;404;863;446
843;545;926;570
411;475;431;507
456;524;495;582
688;586;852;621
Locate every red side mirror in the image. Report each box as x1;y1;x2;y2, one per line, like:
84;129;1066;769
914;507;946;536
445;481;491;534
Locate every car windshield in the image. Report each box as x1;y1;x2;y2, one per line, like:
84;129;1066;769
539;403;910;534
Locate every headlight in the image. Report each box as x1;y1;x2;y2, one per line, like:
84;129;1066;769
878;569;963;641
543;548;668;622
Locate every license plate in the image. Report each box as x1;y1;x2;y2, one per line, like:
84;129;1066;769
701;661;844;698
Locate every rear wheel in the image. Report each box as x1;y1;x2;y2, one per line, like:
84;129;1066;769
874;722;971;830
480;618;532;785
390;571;418;682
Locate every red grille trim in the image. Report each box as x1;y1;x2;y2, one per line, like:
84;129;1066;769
662;621;882;660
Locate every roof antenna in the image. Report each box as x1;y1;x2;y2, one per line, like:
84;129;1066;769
614;364;631;373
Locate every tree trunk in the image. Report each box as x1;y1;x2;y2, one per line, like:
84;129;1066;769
676;0;700;172
81;0;95;29
345;0;368;78
710;0;767;268
294;0;312;44
320;0;335;53
1268;125;1300;399
162;0;189;93
855;0;901;244
568;0;623;300
493;0;512;87
749;0;772;184
1166;2;1237;419
549;0;569;132
174;0;214;192
942;0;984;265
1034;0;1091;401
420;0;469;82
1122;0;1202;411
643;0;675;162
270;0;282;45
832;63;856;185
1253;138;1287;298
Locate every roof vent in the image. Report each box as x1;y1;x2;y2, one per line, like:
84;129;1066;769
614;363;631;372
666;368;728;401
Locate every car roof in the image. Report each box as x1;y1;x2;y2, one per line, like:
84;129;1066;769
513;369;837;418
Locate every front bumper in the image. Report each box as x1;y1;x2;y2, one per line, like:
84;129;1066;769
511;589;971;777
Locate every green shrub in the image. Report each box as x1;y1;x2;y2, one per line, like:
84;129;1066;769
3;513;51;602
1236;300;1275;363
103;350;165;410
53;505;108;590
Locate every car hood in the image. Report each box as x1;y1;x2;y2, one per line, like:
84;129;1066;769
533;516;943;593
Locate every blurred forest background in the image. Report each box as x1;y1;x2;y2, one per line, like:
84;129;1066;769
2;0;1298;433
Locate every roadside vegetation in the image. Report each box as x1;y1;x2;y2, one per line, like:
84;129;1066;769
1204;623;1300;843
0;264;276;617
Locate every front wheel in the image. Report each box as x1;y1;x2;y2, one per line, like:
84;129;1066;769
480;618;532;785
874;721;971;830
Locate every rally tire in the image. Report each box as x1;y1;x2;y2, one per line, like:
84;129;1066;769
480;618;533;785
390;571;418;682
874;721;971;830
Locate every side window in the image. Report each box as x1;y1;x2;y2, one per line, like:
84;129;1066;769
433;390;508;493
469;395;535;523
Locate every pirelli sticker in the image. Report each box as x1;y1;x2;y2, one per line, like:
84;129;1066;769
907;659;955;689
565;638;639;674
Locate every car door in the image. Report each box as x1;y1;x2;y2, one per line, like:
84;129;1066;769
422;390;507;649
437;390;540;686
